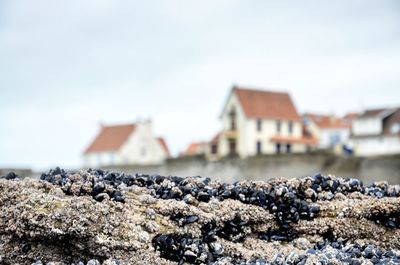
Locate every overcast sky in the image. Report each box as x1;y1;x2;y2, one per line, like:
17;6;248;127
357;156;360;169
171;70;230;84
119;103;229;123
1;0;399;170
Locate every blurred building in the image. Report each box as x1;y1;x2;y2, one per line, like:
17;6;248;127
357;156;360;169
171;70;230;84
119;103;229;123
351;107;400;156
303;113;351;152
211;86;317;159
83;120;170;167
180;142;209;157
343;112;359;126
208;132;221;160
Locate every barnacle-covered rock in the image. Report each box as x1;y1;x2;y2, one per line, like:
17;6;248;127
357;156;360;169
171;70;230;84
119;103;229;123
0;169;400;264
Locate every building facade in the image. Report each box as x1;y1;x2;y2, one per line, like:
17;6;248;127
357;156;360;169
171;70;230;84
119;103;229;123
213;86;316;159
83;120;170;167
351;108;400;156
303;113;352;152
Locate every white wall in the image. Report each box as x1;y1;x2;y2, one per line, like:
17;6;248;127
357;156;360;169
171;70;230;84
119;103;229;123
353;136;400;156
244;119;303;156
219;93;247;157
119;121;167;165
353;118;382;136
83;151;117;168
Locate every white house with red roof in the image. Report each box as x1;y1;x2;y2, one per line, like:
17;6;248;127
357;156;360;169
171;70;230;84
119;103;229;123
303;113;352;151
180;142;209;157
213;86;317;158
351;107;400;156
83;120;170;167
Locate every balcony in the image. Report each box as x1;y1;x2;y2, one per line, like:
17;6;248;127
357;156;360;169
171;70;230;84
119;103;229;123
224;129;239;139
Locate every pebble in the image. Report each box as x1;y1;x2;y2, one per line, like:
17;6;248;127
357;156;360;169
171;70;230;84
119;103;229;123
87;260;100;265
146;208;156;220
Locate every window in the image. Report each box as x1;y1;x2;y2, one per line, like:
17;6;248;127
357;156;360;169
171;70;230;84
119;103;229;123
303;117;310;126
276;121;281;134
257;119;262;132
286;144;291;153
329;133;341;146
228;139;236;155
229;108;236;131
256;141;262;155
276;143;281;154
391;123;400;134
288;121;293;135
211;144;218;154
231;120;236;130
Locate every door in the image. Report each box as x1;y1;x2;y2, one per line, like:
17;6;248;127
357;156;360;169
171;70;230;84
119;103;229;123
276;143;281;154
228;139;236;155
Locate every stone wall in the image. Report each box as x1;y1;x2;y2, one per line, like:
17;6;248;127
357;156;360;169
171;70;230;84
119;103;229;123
104;153;400;184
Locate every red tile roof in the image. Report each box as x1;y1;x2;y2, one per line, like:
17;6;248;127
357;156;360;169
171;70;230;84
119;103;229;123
157;137;170;156
305;113;350;129
210;132;221;145
233;86;301;121
183;142;207;156
84;124;136;154
343;112;359;123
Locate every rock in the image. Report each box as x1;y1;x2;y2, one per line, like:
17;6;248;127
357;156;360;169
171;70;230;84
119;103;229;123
184;215;199;225
304;188;317;200
87;260;100;265
146;208;156;220
210;242;224;255
94;192;110;202
1;169;400;264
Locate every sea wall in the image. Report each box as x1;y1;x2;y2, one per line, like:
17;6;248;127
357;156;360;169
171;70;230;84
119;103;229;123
104;153;400;184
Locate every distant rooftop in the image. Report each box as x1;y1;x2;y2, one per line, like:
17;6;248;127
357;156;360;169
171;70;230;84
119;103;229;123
232;86;301;121
84;124;136;154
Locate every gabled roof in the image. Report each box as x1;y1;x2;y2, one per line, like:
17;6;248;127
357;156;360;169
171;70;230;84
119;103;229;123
343;112;359;123
230;86;301;121
383;108;400;136
359;108;396;119
210;132;221;145
84;124;136;154
304;113;350;129
157;137;170;156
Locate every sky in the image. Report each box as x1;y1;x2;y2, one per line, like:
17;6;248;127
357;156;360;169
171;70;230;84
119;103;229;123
0;0;400;170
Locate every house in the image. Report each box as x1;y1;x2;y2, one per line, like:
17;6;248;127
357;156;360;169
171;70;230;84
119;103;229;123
303;113;351;150
83;120;170;167
207;132;221;160
343;112;359;126
214;86;317;158
351;107;400;156
181;142;209;157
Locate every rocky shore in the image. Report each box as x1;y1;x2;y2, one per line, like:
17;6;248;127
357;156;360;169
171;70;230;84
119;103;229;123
1;168;400;265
